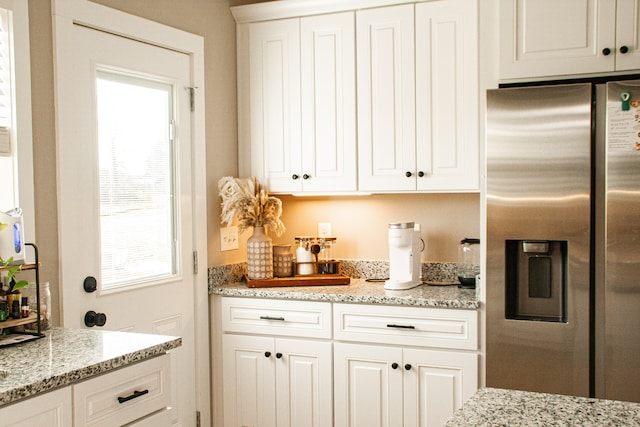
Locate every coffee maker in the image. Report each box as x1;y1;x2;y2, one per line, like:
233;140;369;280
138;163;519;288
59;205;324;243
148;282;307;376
385;222;422;290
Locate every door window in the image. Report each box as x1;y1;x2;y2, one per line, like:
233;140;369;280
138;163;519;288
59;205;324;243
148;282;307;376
96;70;177;290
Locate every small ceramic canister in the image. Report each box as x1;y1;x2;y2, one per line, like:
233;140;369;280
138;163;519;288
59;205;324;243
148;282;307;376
273;244;293;277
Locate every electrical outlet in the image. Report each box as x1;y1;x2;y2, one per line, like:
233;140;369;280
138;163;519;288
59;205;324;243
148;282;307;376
318;222;332;237
220;226;239;251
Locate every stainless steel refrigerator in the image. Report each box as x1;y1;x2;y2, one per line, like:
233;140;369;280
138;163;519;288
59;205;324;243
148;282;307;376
486;79;640;402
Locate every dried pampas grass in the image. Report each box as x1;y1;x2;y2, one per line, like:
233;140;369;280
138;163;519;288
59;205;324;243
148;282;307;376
218;176;285;236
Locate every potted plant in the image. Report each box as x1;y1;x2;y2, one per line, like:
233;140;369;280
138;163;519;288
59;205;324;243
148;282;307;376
0;222;29;319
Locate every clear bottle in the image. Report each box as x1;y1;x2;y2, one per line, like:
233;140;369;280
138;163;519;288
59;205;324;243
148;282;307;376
456;238;480;289
24;281;51;331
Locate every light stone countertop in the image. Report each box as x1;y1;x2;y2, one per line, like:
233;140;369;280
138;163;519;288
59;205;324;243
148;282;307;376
445;387;640;426
0;327;181;407
211;278;479;309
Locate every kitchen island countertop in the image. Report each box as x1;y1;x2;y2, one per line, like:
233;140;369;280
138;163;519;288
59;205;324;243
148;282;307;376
211;278;479;309
445;387;640;426
0;327;181;407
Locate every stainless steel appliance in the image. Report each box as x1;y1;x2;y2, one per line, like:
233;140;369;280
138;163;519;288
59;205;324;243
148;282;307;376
486;79;640;403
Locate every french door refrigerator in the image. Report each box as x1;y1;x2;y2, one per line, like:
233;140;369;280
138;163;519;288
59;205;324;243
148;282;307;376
486;78;640;402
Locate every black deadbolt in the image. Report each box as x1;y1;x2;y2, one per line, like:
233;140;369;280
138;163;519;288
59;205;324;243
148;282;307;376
83;276;97;293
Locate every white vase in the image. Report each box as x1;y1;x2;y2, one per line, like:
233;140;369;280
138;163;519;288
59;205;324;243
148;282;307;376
247;226;273;280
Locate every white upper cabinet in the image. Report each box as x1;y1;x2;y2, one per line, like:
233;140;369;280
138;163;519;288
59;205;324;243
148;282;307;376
247;18;302;193
301;13;357;193
235;0;479;193
415;0;479;191
357;5;416;192
241;13;356;194
500;0;640;79
358;1;478;192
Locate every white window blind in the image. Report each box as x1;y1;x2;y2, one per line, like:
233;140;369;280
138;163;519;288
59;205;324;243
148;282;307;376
0;8;12;155
96;70;177;290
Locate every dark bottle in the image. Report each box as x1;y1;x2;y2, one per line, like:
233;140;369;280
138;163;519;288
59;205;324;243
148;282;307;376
0;300;7;321
21;296;29;318
11;300;20;319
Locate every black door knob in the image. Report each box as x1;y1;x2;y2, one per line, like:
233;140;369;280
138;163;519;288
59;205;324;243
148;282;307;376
83;276;97;293
418;171;425;177
302;174;310;180
620;45;629;54
405;171;413;177
391;362;399;370
264;351;271;358
84;310;107;327
602;47;612;56
404;363;412;371
292;174;299;180
276;352;283;359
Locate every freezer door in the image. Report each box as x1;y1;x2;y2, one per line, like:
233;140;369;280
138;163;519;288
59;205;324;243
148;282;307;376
600;81;640;403
486;83;592;397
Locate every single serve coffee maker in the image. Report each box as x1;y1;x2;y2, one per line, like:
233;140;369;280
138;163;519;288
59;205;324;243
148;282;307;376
385;222;422;290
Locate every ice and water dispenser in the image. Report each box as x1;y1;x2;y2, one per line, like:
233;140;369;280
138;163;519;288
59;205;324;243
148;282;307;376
505;240;567;323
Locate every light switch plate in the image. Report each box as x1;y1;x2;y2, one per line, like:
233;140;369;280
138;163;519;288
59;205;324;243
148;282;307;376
318;222;332;237
220;226;239;251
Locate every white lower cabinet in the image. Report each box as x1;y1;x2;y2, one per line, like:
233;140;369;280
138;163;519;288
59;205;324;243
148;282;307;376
0;354;171;427
0;387;73;427
223;334;333;427
218;297;478;427
334;342;477;427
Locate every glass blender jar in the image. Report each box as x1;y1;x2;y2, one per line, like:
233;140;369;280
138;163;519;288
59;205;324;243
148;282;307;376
456;238;480;289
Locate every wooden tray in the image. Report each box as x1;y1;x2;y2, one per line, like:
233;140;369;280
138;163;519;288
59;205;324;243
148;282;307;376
245;274;350;288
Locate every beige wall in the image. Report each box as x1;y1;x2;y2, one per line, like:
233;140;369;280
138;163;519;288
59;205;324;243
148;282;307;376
27;0;480;325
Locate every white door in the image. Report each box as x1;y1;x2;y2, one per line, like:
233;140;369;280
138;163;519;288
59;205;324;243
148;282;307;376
276;338;333;427
300;12;357;193
249;18;302;193
499;0;616;79
223;334;277;427
334;342;403;427
53;6;203;426
356;5;416;192
403;348;478;427
415;0;479;191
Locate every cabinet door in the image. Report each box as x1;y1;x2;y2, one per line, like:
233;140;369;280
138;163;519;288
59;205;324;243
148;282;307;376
334;342;403;427
615;0;640;70
223;334;277;427
0;387;72;427
415;0;479;191
403;348;478;427
275;338;333;427
500;0;616;79
301;12;357;193
249;18;302;193
357;5;416;192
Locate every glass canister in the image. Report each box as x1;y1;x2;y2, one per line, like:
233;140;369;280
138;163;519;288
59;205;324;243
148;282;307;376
318;237;337;274
273;244;293;277
456;238;480;289
24;281;51;331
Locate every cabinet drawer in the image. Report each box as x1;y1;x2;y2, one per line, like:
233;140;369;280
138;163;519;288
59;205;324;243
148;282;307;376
221;297;332;338
334;303;477;350
73;354;171;427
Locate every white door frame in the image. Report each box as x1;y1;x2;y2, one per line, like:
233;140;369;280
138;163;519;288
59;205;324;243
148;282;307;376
51;0;210;425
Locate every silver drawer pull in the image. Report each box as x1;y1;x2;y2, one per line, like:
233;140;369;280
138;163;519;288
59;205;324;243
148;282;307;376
387;324;415;329
117;389;149;404
260;316;285;321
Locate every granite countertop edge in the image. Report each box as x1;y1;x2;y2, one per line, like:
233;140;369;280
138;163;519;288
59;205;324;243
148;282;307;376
0;328;182;407
210;280;480;310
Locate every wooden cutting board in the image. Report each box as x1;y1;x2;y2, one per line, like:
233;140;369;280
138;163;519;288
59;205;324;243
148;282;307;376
245;274;350;288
